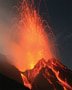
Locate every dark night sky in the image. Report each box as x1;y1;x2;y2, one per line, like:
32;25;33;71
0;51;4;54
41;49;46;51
46;0;72;69
0;0;72;69
36;0;72;69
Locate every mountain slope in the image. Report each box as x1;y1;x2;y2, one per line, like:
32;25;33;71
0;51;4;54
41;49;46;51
0;54;72;90
0;72;29;90
22;58;72;90
0;54;30;90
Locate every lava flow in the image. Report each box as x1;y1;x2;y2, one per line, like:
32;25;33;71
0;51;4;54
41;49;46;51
8;0;72;90
21;58;72;90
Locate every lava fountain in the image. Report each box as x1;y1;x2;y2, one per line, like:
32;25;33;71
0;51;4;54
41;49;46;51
1;0;72;90
14;1;72;90
9;0;57;72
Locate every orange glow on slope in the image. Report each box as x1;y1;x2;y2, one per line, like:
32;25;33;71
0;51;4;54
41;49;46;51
48;59;72;90
9;0;57;72
3;1;71;89
21;58;72;90
21;73;32;89
1;0;72;90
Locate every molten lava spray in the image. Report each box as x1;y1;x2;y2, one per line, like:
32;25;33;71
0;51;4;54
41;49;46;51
1;0;72;90
10;0;57;72
14;1;72;90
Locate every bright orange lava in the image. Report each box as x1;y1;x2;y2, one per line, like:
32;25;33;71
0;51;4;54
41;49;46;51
21;59;72;90
10;0;56;71
6;1;72;90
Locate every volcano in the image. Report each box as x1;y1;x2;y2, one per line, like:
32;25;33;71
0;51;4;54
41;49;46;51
21;58;72;90
0;1;72;90
16;1;72;89
0;54;72;90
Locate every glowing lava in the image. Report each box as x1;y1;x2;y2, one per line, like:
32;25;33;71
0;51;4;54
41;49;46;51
21;58;72;90
14;1;72;90
10;0;57;72
1;0;72;90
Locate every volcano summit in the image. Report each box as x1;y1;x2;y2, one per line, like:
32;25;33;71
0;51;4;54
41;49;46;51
21;58;72;90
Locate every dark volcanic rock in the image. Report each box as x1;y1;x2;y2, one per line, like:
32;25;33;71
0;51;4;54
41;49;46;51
0;54;30;90
0;72;30;90
23;58;72;90
0;54;23;83
0;54;72;90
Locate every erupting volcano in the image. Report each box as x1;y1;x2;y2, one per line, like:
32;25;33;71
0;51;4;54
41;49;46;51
3;0;72;90
10;0;57;72
21;58;72;90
